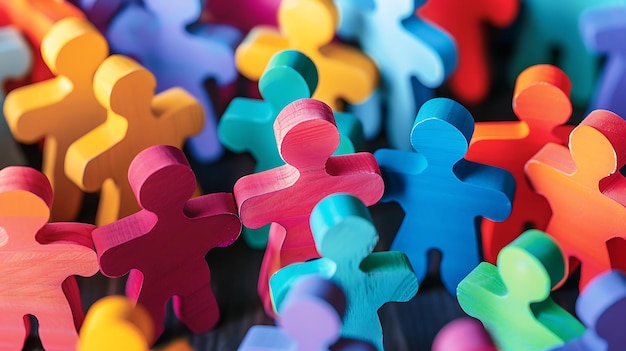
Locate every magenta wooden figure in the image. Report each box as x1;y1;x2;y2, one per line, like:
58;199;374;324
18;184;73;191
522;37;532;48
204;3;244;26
432;318;497;351
205;0;280;34
92;144;242;342
106;0;242;162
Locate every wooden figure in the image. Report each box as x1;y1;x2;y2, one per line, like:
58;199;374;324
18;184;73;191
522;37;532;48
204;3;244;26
374;97;515;295
550;270;626;351
233;98;384;315
235;0;378;117
525;109;626;289
270;194;418;351
4;17;108;221
432;318;497;351
0;25;31;168
508;0;623;106
92;144;242;341
457;229;585;351
106;0;242;162
239;275;376;351
465;64;574;264
65;55;203;226
219;49;363;249
334;0;457;150
0;0;85;84
419;0;519;104
0;166;99;351
580;5;626;119
69;0;127;33
205;0;280;34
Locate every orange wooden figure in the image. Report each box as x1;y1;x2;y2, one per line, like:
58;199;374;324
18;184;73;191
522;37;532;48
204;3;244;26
235;0;378;112
65;55;204;226
4;17;108;221
234;98;384;316
0;166;98;351
525;109;626;289
466;64;574;263
0;0;85;84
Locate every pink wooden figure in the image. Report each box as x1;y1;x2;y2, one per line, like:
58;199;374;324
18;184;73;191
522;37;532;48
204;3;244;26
234;98;384;316
432;318;497;351
92;144;242;342
205;0;280;34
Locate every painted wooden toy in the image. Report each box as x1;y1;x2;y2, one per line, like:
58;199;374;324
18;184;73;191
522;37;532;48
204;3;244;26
0;166;99;351
239;275;376;351
508;0;623;106
270;194;418;351
465;64;574;264
334;0;457;149
4;17;108;221
374;97;515;295
419;0;519;104
432;318;497;351
69;0;128;33
235;0;378;120
205;0;280;34
65;55;203;226
219;49;363;249
0;26;30;168
525;109;626;289
457;229;585;351
550;270;626;351
92;144;241;341
234;98;384;315
107;0;242;162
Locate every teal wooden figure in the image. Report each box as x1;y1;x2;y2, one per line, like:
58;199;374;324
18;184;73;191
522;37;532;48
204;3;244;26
334;0;457;150
509;0;624;106
457;229;586;351
218;50;363;249
270;193;419;351
374;97;515;295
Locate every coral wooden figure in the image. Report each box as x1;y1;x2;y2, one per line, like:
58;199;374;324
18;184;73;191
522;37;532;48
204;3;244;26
525;109;626;289
419;0;519;104
234;98;384;315
580;5;626;119
92;145;241;341
432;318;497;351
0;26;30;168
508;0;623;106
374;97;515;294
0;166;99;351
205;0;280;34
0;0;85;84
4;17;108;221
334;0;457;150
270;194;418;351
107;0;241;162
235;0;378;115
65;55;203;226
219;49;363;248
239;275;376;351
465;64;574;264
457;230;585;351
550;270;626;351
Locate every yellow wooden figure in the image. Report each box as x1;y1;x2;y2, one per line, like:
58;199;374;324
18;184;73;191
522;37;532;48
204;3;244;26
65;55;204;226
4;17;108;221
235;0;378;111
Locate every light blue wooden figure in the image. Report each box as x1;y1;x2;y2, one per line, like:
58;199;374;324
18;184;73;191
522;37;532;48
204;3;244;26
0;26;31;168
509;0;624;107
106;0;242;162
333;0;457;149
374;97;515;295
270;194;419;351
218;49;363;249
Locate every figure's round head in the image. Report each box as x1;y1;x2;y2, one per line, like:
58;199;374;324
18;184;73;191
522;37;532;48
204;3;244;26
279;0;338;49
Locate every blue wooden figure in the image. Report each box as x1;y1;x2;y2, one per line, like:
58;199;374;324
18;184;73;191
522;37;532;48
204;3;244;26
270;194;419;351
374;97;515;295
219;49;364;249
333;0;457;149
106;0;242;162
239;275;376;351
551;270;626;351
580;5;626;119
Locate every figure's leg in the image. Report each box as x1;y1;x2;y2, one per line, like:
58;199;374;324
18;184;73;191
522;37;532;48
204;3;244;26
0;312;29;351
185;81;223;162
36;303;80;351
44;141;84;221
347;88;383;140
258;224;286;317
386;77;432;151
562;40;598;108
390;220;428;285
439;239;480;295
172;269;219;334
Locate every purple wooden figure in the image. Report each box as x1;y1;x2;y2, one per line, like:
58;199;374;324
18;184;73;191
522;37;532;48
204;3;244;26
106;0;242;162
69;0;130;33
238;275;376;351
